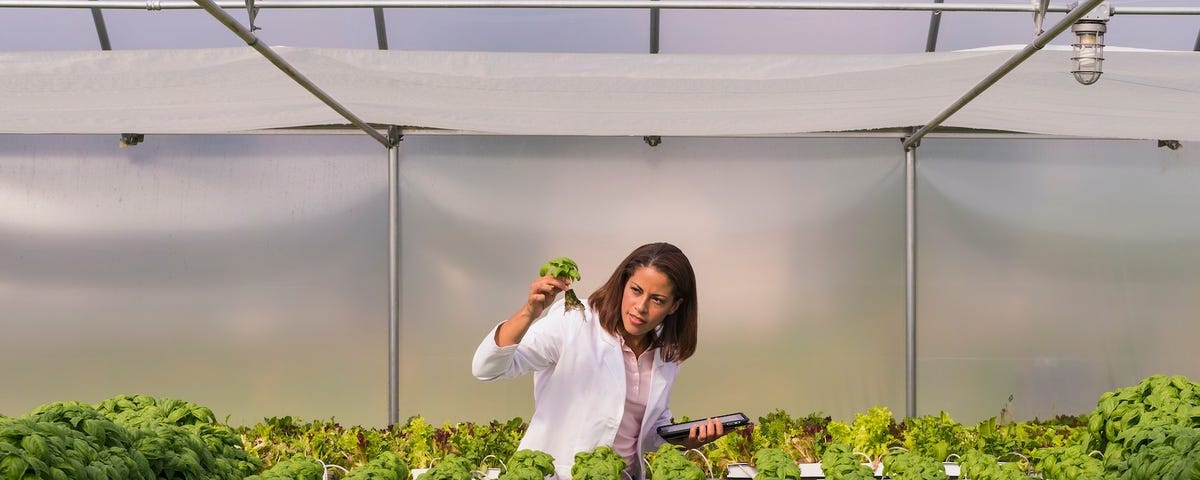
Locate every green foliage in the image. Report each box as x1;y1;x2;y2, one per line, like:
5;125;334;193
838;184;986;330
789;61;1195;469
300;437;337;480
903;412;971;462
1105;425;1200;480
539;257;581;282
421;453;476;480
649;443;704;480
243;454;323;480
754;410;830;463
437;419;526;467
0;407;153;480
826;406;900;462
958;450;1033;480
280;417;392;469
972;416;1077;459
502;449;555;480
1086;374;1200;470
702;421;768;472
343;452;411;480
818;443;875;480
402;415;440;469
93;394;262;480
752;448;801;480
540;257;583;311
881;450;947;480
237;414;525;477
571;446;626;480
1031;444;1105;480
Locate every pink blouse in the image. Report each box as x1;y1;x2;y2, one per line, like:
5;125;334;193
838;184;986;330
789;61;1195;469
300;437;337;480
612;338;657;476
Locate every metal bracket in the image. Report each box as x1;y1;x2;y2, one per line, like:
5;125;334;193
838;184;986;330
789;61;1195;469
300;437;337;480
388;125;404;147
1032;0;1050;36
245;0;260;31
119;133;145;148
902;127;921;150
1157;139;1182;150
1069;0;1111;21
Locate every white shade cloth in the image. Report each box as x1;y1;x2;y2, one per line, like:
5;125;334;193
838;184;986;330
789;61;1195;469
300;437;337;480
2;46;1197;139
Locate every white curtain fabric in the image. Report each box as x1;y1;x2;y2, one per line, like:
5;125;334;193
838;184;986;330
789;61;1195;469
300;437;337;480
2;46;1198;139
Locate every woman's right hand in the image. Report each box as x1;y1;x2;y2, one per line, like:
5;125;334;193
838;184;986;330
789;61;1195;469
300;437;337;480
496;275;573;347
524;275;571;319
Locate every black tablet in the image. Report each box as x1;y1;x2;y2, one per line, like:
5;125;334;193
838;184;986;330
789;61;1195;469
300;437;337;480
656;412;749;441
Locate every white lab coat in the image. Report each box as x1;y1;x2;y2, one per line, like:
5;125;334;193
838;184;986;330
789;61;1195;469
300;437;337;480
472;299;678;480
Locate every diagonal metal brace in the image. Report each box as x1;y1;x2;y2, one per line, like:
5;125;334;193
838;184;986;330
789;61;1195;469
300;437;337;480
192;0;391;147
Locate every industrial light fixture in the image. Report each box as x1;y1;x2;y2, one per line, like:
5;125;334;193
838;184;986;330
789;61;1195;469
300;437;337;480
1070;2;1110;86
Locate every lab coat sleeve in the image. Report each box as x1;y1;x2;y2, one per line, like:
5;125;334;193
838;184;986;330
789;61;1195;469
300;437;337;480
472;299;569;381
645;405;674;451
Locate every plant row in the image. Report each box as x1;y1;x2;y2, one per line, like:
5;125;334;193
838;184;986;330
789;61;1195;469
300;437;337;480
2;375;1198;479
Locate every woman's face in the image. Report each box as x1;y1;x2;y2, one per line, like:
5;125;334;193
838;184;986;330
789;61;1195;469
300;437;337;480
621;266;683;341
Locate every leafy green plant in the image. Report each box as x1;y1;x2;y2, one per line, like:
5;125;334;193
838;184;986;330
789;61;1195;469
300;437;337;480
1102;424;1200;480
818;443;875;480
752;448;801;480
402;416;442;469
649;443;705;480
958;450;1033;480
904;411;971;462
343;452;411;480
501;449;555;480
540;257;583;311
754;410;830;463
1030;444;1104;480
421;453;476;480
826;406;900;464
439;418;525;467
1086;374;1200;469
571;446;626;480
92;394;262;479
243;454;323;480
0;406;153;480
882;449;948;480
237;416;400;471
702;421;768;472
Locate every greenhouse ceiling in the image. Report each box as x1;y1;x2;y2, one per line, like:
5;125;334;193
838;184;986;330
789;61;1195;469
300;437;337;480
1;0;1196;55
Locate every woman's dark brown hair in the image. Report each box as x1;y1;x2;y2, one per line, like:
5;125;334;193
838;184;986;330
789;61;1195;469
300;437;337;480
588;242;698;363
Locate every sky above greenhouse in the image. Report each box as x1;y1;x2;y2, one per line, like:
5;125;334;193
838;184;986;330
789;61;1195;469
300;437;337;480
1;0;1197;54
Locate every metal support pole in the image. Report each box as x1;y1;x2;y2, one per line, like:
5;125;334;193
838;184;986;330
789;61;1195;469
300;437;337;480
924;0;943;52
904;143;918;419
90;4;112;50
373;7;389;49
1194;28;1199;51
388;134;402;426
649;1;660;54
191;0;391;147
901;0;1106;150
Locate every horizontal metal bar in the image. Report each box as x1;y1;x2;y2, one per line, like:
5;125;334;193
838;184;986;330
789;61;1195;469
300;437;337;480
0;0;1077;12
1112;6;1200;15
5;0;1196;15
15;127;1119;140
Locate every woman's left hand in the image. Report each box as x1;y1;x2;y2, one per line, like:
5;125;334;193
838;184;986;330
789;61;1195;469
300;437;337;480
671;417;727;450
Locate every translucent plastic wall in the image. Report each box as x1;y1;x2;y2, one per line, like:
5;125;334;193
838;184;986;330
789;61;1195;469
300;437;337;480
0;135;390;426
397;136;907;425
0;134;906;426
3;134;1197;428
916;139;1200;423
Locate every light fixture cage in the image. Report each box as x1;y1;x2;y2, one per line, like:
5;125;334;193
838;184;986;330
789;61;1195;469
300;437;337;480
1071;21;1106;85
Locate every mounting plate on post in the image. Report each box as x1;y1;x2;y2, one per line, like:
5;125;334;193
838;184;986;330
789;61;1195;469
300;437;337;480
388;126;403;147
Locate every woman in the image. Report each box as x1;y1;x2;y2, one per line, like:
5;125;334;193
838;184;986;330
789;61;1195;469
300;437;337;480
472;242;726;480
